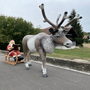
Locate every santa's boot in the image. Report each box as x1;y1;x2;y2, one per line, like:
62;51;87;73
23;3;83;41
14;57;16;62
18;56;24;61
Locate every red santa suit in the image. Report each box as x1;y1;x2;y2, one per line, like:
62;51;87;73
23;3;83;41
7;45;21;57
7;40;21;57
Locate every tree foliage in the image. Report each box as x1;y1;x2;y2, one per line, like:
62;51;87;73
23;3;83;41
0;15;41;51
69;9;84;46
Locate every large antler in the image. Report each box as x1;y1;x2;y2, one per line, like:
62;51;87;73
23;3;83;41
39;4;57;29
57;12;72;29
64;15;82;27
57;12;68;28
39;3;82;31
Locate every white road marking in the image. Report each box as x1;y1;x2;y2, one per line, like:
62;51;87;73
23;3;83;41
31;60;90;76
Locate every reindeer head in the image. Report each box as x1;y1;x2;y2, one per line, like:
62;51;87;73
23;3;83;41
39;4;82;48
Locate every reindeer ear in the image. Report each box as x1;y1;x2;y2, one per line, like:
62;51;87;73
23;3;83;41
49;28;55;35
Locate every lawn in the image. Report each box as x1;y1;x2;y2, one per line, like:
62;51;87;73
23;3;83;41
83;43;90;48
32;43;90;61
46;48;90;60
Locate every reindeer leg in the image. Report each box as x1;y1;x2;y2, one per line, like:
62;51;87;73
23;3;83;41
25;53;30;70
25;52;33;70
28;52;32;66
25;63;30;70
23;50;30;70
35;38;48;77
42;59;48;77
38;49;48;77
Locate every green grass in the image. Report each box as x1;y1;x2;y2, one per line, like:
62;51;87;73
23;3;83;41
46;48;90;60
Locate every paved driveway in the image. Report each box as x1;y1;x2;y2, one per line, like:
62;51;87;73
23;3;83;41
0;54;90;90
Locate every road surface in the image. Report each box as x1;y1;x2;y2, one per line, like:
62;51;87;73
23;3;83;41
0;53;90;90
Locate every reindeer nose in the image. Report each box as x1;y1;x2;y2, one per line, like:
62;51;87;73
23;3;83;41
64;40;72;48
66;43;69;46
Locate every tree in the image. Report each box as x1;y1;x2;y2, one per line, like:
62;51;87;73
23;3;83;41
0;15;41;51
69;9;84;46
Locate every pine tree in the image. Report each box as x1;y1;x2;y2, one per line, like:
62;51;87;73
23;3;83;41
69;9;84;46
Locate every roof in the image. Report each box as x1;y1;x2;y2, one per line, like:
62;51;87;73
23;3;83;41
83;35;88;39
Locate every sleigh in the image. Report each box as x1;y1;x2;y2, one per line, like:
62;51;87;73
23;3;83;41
4;44;25;65
4;52;25;65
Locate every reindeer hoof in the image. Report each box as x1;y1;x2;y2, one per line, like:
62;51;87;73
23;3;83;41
25;67;30;70
29;64;32;66
43;74;48;77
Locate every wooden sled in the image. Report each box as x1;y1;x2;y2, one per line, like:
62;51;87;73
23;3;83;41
4;52;25;65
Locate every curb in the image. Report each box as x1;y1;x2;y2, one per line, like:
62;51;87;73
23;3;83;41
0;50;90;72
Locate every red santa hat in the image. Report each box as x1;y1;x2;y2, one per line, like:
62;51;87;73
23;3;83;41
10;40;15;42
9;40;15;45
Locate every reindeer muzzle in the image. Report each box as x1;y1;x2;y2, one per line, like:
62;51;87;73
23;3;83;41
64;40;72;48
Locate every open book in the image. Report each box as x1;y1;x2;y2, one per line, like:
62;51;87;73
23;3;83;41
12;44;20;50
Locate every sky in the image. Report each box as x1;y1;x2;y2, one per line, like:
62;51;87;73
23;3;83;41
0;0;90;32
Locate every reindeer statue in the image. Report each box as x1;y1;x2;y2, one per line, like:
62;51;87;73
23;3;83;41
22;4;82;77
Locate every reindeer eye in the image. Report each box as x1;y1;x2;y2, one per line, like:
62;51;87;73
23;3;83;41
55;35;60;38
63;29;68;33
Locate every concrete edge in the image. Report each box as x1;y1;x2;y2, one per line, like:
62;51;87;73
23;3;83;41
0;50;90;72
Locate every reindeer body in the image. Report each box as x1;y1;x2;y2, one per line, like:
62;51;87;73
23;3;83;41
22;3;82;77
22;32;55;54
22;31;72;77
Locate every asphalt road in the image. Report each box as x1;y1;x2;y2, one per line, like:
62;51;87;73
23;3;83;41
0;53;90;90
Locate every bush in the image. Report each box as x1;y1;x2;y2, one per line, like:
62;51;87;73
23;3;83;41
0;15;41;51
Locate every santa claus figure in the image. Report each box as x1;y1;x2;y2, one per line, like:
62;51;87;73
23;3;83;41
7;40;24;61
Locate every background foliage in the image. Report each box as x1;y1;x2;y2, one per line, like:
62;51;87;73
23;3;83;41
0;15;41;51
69;9;84;46
0;9;85;51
